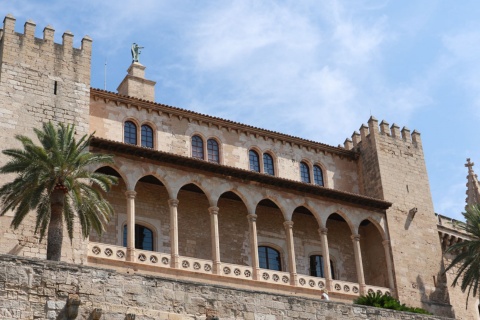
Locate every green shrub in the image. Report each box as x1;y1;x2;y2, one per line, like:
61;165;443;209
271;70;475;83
354;292;432;315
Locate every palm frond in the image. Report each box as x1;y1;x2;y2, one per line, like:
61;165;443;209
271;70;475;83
0;121;117;260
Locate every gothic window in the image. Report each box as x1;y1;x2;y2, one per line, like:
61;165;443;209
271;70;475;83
263;153;274;175
207;139;220;163
123;224;154;251
309;255;335;279
141;124;154;148
192;135;204;160
300;162;310;183
313;165;324;186
124;121;137;145
258;246;281;271
249;150;260;172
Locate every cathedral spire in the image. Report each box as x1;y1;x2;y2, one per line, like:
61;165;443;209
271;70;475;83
465;158;480;207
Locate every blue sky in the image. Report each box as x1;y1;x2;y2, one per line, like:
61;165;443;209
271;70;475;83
3;0;479;221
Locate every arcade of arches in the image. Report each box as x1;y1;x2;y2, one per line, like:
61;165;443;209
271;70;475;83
89;161;395;297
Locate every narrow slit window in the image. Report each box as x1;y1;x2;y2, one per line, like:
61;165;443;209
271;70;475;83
54;81;58;95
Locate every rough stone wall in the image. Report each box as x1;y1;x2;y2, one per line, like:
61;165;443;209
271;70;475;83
0;16;91;263
0;255;452;320
89;96;360;193
355;118;453;317
442;253;479;320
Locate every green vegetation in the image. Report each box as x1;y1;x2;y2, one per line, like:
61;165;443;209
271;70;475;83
354;292;432;315
0;122;117;261
445;204;480;304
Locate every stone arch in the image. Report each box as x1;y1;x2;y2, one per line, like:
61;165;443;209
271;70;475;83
177;183;212;260
255;198;288;271
173;180;214;206
359;218;388;288
132;174;171;254
133;172;174;198
325;212;357;282
89;166;128;246
93;164;129;189
327;210;355;235
291;205;322;276
217;191;250;266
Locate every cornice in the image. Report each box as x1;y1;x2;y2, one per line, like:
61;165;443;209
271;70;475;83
90;88;359;160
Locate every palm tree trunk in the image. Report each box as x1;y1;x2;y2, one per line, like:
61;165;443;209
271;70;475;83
47;188;65;261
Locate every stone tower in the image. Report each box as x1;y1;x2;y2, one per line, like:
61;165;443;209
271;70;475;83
347;116;452;316
0;15;92;262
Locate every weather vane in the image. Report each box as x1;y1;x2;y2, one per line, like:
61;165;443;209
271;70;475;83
131;43;144;63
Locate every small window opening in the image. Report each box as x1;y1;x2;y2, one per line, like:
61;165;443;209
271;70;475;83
54;81;58;95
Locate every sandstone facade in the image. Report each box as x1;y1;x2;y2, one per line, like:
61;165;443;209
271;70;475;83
0;14;478;319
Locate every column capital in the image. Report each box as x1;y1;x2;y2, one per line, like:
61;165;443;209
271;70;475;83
125;190;137;199
168;198;179;207
283;220;294;228
319;227;328;235
208;206;219;215
247;214;258;222
382;239;391;247
351;234;361;242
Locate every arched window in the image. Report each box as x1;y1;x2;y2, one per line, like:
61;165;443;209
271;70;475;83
192;135;204;159
123;224;154;251
300;162;310;183
124;121;137;145
141;124;154;148
249;150;260;172
207;139;220;163
313;165;324;186
258;246;281;271
309;255;335;279
263;153;274;175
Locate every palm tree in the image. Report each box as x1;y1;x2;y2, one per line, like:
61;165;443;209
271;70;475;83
445;204;480;303
0;122;117;261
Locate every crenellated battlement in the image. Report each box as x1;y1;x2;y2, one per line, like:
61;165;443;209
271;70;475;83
343;116;422;150
0;14;92;59
0;14;92;136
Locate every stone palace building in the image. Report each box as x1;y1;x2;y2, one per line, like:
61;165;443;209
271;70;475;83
0;14;478;319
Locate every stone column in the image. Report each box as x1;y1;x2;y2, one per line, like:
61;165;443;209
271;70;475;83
247;214;260;280
168;199;179;268
352;234;366;294
125;190;137;262
382;239;396;294
209;206;221;274
319;227;333;291
284;221;297;286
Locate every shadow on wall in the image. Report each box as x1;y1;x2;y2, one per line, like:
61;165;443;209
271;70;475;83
8;244;24;255
415;258;454;318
